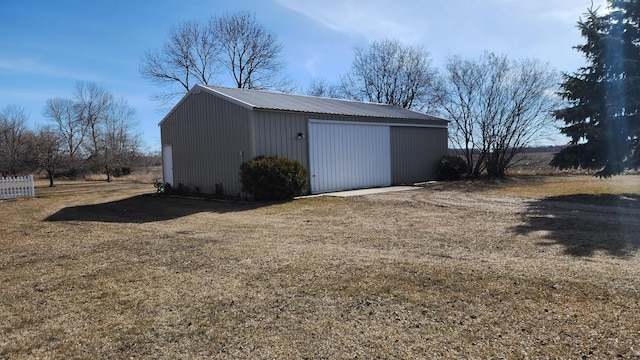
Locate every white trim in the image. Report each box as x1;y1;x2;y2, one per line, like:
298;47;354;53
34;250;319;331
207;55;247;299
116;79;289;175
158;88;196;127
204;86;256;110
308;118;448;129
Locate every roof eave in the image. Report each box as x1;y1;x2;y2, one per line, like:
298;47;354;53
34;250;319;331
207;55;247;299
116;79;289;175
253;107;449;123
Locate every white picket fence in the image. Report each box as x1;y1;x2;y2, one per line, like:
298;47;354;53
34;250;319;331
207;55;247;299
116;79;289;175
0;175;35;200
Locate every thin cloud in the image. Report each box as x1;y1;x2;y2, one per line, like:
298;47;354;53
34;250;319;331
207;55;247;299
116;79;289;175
0;88;53;103
0;56;106;83
304;53;320;78
276;0;609;46
274;0;422;44
540;0;608;23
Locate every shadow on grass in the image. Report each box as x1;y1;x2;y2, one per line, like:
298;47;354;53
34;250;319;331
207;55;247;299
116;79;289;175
513;194;640;258
45;194;265;223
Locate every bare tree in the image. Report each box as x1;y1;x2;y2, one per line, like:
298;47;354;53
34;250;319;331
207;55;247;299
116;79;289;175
101;98;140;182
141;12;290;103
42;82;142;181
73;82;114;160
340;39;437;111
43;97;87;160
212;12;287;90
32;126;63;187
140;20;219;104
0;105;29;176
436;52;559;177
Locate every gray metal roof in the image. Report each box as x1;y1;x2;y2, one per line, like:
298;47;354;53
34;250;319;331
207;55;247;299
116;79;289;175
200;85;445;121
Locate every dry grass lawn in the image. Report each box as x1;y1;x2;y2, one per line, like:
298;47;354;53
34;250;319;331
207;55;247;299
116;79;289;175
1;176;639;359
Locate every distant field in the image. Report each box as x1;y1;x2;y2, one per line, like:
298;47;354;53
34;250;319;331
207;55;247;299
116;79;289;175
508;151;560;175
451;148;634;176
1;175;639;358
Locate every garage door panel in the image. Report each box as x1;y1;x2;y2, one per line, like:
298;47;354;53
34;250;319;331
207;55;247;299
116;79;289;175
309;122;391;193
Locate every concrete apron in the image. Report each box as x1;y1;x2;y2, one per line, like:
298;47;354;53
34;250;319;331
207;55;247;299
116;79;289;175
298;186;420;198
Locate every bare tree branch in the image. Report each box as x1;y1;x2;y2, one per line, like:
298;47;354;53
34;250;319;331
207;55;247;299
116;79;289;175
43;97;87;159
32;126;63;187
341;39;437;111
437;52;560;177
140;20;219;105
74;82;114;158
306;78;343;98
212;12;286;90
42;82;142;181
0;105;29;176
141;12;291;103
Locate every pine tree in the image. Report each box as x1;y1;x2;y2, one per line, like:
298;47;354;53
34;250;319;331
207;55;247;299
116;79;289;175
552;0;640;176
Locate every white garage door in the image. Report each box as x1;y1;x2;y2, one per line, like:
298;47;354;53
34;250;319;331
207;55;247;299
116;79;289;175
309;121;391;193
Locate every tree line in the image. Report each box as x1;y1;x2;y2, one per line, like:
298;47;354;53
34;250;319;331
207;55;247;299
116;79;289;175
4;1;636;182
0;83;143;186
145;3;638;178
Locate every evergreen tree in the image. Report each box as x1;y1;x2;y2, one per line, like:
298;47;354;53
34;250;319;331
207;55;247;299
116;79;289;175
552;0;640;176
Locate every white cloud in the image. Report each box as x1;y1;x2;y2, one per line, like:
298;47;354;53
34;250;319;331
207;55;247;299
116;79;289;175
274;0;423;44
275;0;610;46
275;0;606;74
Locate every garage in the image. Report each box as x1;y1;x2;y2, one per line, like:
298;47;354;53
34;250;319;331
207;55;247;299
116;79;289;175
308;120;391;193
160;84;448;196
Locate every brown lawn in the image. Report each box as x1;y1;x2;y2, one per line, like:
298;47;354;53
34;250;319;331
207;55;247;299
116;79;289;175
1;176;639;359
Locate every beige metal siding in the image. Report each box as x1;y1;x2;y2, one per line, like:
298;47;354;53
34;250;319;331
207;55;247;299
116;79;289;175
252;111;308;168
390;127;448;183
160;92;252;196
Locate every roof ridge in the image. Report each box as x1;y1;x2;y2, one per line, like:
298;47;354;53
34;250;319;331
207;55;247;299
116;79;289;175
202;85;405;109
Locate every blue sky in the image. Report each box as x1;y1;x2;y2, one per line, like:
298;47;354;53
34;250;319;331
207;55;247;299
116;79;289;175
1;0;606;151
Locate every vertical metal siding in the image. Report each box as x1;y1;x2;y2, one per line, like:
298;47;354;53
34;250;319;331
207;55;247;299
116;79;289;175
390;127;448;183
160;92;252;196
309;122;391;193
253;110;309;169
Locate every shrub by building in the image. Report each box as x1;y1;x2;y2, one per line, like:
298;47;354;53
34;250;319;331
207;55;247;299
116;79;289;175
438;155;469;180
240;156;307;201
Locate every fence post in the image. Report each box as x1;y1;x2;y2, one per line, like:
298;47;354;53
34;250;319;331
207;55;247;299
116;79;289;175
29;175;35;197
12;177;18;198
12;177;17;198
